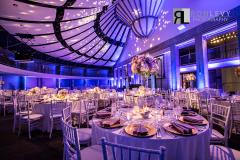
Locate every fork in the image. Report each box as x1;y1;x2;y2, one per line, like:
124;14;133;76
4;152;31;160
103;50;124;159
156;128;162;138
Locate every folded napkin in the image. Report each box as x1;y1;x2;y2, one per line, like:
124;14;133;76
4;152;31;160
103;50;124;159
121;104;131;108
133;124;148;136
96;111;111;119
171;122;192;134
183;116;203;123
101;118;120;128
181;110;196;116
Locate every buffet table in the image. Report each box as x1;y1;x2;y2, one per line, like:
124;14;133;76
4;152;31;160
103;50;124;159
92;108;210;160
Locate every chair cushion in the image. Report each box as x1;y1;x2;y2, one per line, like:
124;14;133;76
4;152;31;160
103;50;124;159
77;128;92;142
16;111;32;116
4;101;13;105
201;108;209;115
22;114;43;120
210;145;240;160
4;102;13;106
88;120;93;127
81;145;103;160
211;129;224;143
52;114;62;118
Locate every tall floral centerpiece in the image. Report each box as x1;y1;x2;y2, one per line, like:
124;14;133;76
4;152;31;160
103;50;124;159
131;54;159;87
184;73;196;88
28;87;41;96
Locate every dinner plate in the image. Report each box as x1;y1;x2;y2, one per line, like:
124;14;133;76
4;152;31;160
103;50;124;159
163;123;198;136
124;124;157;138
178;116;208;125
98;119;125;129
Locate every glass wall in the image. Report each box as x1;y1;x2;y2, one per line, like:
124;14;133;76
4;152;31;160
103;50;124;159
207;31;239;60
179;45;196;66
209;66;240;93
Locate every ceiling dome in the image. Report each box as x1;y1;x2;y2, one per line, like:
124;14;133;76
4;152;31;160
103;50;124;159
116;0;164;38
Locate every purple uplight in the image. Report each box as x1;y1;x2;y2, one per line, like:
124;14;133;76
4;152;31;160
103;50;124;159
180;57;240;73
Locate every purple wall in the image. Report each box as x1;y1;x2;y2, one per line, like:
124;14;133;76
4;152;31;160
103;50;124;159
1;75;21;90
42;78;57;88
25;77;38;89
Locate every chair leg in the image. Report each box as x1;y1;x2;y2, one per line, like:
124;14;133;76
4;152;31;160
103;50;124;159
28;123;31;139
63;145;66;160
3;105;6;117
49;120;53;139
13;116;16;133
78;114;81;128
18;120;22;136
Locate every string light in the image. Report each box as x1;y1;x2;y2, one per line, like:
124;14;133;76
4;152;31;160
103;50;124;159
210;31;237;44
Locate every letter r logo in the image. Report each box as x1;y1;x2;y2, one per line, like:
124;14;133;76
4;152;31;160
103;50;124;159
173;8;190;24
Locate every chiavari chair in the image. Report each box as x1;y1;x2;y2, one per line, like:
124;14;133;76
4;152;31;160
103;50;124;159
210;101;231;146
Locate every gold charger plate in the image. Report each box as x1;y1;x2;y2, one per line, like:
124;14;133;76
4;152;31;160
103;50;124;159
178;116;208;125
98;119;125;129
163;123;198;136
124;124;157;138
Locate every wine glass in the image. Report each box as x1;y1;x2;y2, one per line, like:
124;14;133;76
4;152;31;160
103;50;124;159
173;105;183;120
126;112;132;125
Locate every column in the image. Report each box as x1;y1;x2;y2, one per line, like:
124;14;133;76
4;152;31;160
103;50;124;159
151;75;155;90
237;16;240;55
195;35;209;89
170;45;180;90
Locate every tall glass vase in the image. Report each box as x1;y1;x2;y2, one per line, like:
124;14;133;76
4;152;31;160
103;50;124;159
189;80;194;88
142;76;149;88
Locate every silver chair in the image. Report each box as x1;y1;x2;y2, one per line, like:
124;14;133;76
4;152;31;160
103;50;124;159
49;100;67;139
62;105;92;146
210;145;240;160
0;94;14;116
210;102;231;146
61;118;102;160
198;91;210;118
230;102;240;135
18;101;43;139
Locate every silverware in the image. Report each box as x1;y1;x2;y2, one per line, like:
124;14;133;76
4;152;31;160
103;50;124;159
156;128;162;138
162;127;177;138
119;128;125;135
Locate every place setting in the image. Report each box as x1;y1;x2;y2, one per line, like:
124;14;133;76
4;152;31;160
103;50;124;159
98;118;125;129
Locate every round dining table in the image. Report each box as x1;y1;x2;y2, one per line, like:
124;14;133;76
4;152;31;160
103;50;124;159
91;108;210;160
32;100;80;132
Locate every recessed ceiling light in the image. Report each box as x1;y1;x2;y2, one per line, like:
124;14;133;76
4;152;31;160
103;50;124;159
177;25;186;31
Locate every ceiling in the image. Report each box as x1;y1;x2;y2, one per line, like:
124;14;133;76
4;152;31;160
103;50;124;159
0;0;130;67
1;0;239;67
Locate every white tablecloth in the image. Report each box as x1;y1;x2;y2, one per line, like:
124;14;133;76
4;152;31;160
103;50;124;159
32;101;76;132
92;116;210;160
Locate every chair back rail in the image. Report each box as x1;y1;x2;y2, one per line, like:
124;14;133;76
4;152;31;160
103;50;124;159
61;118;81;160
210;102;231;144
50;100;67;117
101;138;166;160
62;106;72;122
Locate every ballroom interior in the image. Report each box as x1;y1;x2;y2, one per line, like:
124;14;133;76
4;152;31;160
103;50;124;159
0;0;240;160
